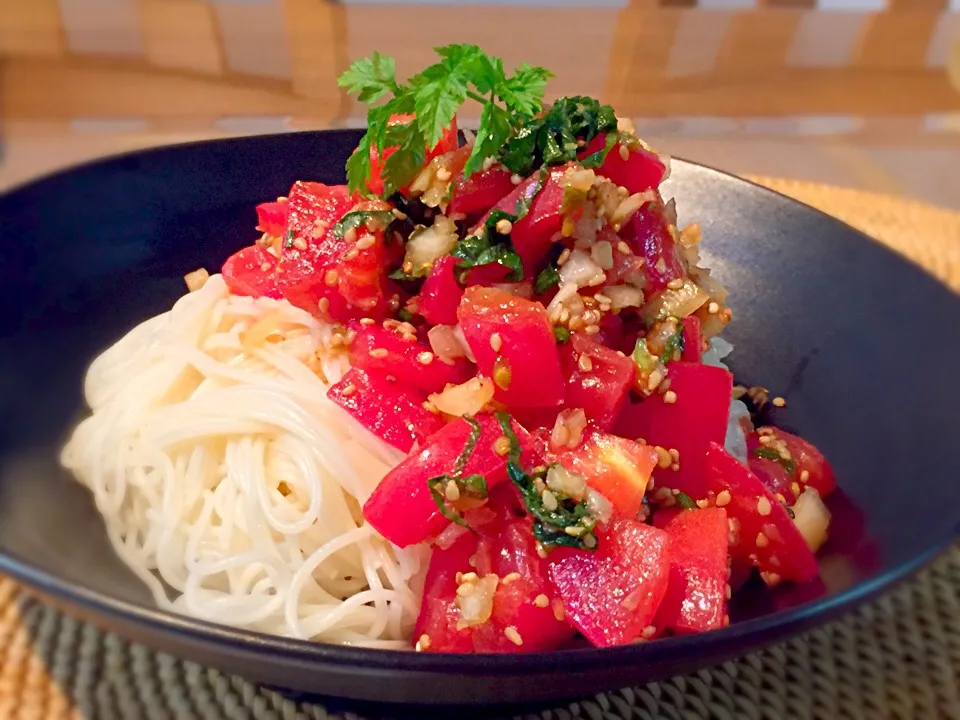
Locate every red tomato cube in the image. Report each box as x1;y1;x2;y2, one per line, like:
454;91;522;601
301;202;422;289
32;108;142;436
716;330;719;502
458;287;564;409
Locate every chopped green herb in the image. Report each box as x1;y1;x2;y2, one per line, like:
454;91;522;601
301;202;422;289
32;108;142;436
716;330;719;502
534;265;561;295
661;321;685;362
397;308;415;323
495;412;598;551
632;338;657;374
426;416;489;529
339;46;552;195
450;168;548;281
553;326;571;343
332;209;397;239
283;229;295;249
674;491;697;510
752;446;797;476
497;96;619;178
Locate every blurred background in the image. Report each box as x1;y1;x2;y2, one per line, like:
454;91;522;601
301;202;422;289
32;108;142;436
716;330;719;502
2;0;959;208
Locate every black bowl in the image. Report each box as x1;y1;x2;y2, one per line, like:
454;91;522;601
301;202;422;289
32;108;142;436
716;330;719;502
0;131;957;706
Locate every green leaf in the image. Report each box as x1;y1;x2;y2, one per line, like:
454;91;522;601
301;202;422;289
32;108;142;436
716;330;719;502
498;64;552;117
579;131;619;169
337;51;399;103
345;136;373;196
553;326;571;344
332;210;397;239
381;136;426;198
283;229;295;249
535;265;560;295
424;415;489;531
464;102;512;178
412;44;484;148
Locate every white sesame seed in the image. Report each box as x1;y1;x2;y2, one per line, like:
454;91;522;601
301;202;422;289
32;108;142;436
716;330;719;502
415;633;431;651
324;269;339;286
716;490;732;507
557;248;571;266
369;348;388;358
340;383;356;397
655;446;672;469
317;297;330;314
619;144;630;161
418;351;434;365
495;218;513;235
510;174;523;185
584;325;601;335
578;354;594;372
344;227;357;243
504;626;523;646
617;240;632;255
502;572;521;585
708;301;720;314
641;625;657;639
756;532;769;548
533;594;549;608
663;390;677;404
293;237;308;251
445;480;460;502
356;234;375;250
666;278;684;290
772;396;787;408
799;470;810;484
392;208;407;220
489;333;502;352
552;598;566;621
436;167;452;182
757;496;772;516
360;317;376;326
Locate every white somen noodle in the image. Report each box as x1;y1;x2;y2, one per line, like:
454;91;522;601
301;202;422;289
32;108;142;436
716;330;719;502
61;274;426;648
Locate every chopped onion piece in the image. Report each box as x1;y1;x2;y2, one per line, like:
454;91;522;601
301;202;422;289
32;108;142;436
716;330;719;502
428;325;466;363
641;278;709;324
551;408;587;450
610;191;653;228
791;488;831;552
184;268;210;292
429;377;495;417
451;324;475;363
456;574;499;629
546;464;587;500
602;285;643;311
559;249;602;288
586;488;613;525
403;216;458;276
591;241;614;270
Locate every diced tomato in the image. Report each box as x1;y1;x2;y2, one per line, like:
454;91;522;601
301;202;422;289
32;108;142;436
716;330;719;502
367;114;459;196
580;135;668;194
458;287;564;409
654;508;728;634
472;165;569;277
363;413;538;548
704;442;819;585
255;200;290;237
284;181;354;250
680;316;702;363
413;532;477;653
464;263;512;287
562;333;635;431
327;368;444;454
625;202;683;295
349;322;471;395
549;429;658;518
593;312;624;351
415;487;573;653
448;149;517;219
335;227;391;315
548;518;672;647
768;428;836;499
222;245;282;299
415;256;463;326
615;362;732;499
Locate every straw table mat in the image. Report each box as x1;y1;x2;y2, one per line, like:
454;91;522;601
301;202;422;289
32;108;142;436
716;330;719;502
0;177;958;720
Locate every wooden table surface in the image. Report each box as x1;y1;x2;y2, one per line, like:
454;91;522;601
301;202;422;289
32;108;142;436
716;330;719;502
2;0;960;208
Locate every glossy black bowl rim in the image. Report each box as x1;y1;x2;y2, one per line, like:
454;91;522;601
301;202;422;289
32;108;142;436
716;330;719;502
1;132;955;675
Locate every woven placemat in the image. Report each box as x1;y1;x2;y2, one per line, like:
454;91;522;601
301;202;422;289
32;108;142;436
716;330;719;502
2;177;958;720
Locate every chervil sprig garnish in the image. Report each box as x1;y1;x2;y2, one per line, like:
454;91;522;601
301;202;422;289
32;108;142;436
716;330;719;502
338;45;552;196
